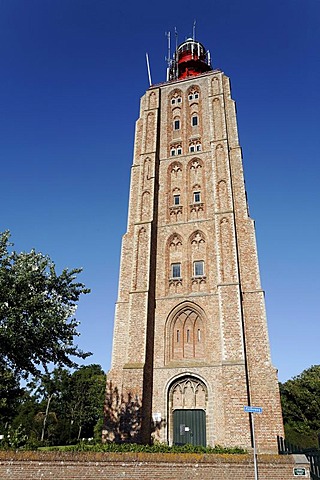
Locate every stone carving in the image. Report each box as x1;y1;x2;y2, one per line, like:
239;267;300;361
169;234;182;250
170;377;207;409
190;231;205;248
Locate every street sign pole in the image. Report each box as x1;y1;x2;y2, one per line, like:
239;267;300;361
251;412;258;480
244;406;262;480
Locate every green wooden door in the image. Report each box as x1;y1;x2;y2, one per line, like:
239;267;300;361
173;409;206;446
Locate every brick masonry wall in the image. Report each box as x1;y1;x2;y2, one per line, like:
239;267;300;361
0;452;310;480
106;67;284;452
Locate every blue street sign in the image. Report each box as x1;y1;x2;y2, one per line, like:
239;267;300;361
244;406;263;414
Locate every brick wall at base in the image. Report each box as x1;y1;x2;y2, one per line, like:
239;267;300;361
0;451;310;480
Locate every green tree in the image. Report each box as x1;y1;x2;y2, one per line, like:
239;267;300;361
0;365;24;429
280;365;320;448
10;393;42;443
66;364;105;441
10;365;106;446
28;368;71;442
0;231;91;379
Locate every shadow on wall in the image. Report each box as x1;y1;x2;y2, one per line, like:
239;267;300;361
103;382;164;444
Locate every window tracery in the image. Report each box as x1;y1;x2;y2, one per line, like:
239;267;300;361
167;306;206;362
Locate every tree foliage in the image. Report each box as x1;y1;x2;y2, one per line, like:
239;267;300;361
0;231;91;378
280;365;320;448
8;364;106;446
66;364;106;441
0;365;24;427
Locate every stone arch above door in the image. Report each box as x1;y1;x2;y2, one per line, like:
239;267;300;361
169;376;207;410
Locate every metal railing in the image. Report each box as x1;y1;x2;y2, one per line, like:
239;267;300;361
277;436;320;480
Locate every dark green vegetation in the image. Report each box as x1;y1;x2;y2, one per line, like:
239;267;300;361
40;442;247;454
0;364;105;448
0;231;90;379
0;231;103;447
280;365;320;449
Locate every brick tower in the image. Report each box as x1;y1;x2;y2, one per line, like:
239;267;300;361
105;36;284;453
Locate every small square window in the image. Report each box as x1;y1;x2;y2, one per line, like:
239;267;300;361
196;144;201;151
177;97;182;103
171;149;175;156
194;261;204;277
174;120;180;130
189;145;195;152
194;191;201;203
194;93;199;99
173;194;180;205
188;94;193;101
177;148;182;155
192;116;198;126
171;263;181;278
171;98;176;104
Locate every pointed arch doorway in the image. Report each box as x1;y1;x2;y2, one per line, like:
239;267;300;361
168;376;207;447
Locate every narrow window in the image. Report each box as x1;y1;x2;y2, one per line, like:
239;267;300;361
177;147;182;155
189;145;195;153
177;329;180;342
171;263;181;278
197;329;201;341
173;194;180;205
174;119;180;130
194;191;201;203
170;149;175;156
194;260;204;277
192;115;198;127
196;144;201;151
187;329;190;343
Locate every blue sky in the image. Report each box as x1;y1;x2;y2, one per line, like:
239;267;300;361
0;0;319;383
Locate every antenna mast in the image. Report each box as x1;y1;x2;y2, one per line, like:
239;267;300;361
174;27;178;79
193;19;196;40
165;31;171;81
145;53;152;87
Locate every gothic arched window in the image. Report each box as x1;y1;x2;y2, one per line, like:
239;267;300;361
166;305;206;363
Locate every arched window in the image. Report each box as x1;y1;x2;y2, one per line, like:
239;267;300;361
166;305;206;362
192;115;198;127
193;191;201;203
189;141;201;153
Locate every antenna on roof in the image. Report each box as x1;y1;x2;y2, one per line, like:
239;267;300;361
193;19;196;40
145;53;152;87
165;31;171;82
174;27;178;79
